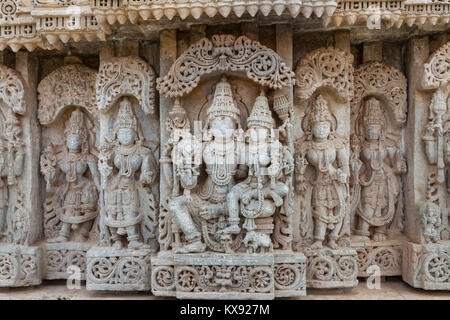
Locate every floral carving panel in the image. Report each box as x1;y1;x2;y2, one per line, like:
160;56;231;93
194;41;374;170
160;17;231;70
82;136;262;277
96;55;156;115
157;34;296;98
0;64;25;114
295;47;354;102
352;62;407;125
37;64;98;125
423;41;450;90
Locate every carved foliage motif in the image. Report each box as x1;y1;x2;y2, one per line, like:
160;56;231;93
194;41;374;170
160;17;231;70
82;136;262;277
355;245;401;277
296;47;354;102
0;65;25;115
352;62;407;125
37;64;98;125
96;55;156;115
157;35;296;98
423;41;450;90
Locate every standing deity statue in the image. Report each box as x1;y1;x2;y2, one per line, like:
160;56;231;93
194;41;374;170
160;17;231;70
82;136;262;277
168;76;247;253
98;97;157;250
296;95;349;250
220;90;292;252
351;97;406;241
41;109;100;243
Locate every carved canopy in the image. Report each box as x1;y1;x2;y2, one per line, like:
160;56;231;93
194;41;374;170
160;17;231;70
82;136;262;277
96;55;156;115
157;34;296;98
38;64;98;125
295;47;354;102
0;64;25;115
423;41;450;90
352;62;407;125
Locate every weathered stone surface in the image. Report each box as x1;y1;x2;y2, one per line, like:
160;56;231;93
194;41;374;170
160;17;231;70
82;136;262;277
0;244;42;287
305;248;358;289
86;247;152;291
43;242;92;280
402;240;450;290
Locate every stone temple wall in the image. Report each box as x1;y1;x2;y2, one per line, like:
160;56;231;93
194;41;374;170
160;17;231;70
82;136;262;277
0;2;447;298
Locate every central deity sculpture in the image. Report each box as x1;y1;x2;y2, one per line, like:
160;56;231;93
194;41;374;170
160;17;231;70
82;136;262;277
98;97;156;250
352;97;406;241
296;95;349;249
220;90;291;252
168;76;247;253
42;109;100;243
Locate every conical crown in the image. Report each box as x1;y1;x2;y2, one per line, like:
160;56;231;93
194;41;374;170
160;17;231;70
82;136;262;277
363;97;385;126
65;108;86;138
311;95;333;124
114;98;137;132
207;76;240;123
247;90;274;129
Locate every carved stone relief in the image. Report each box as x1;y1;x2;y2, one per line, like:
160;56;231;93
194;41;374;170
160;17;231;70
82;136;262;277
349;62;407;277
86;55;159;291
38;63;100;280
155;34;305;299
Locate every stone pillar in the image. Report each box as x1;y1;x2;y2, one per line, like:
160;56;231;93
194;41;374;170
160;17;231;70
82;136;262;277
0;52;43;287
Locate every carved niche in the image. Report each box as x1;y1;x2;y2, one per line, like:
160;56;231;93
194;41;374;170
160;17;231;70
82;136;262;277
154;34;306;299
86;55;159;291
38;63;99;280
349;62;407;277
294;47;358;289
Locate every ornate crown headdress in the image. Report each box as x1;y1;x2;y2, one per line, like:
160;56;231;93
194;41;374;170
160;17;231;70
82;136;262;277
311;95;334;125
114;97;137;133
363;97;385;127
65;108;87;138
206;76;241;124
247;90;274;130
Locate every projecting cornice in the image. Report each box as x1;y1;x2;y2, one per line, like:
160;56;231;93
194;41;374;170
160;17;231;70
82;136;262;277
0;0;448;52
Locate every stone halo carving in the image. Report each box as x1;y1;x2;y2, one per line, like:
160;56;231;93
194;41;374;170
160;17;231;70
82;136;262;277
423;41;450;90
37;64;98;125
156;34;296;98
295;47;354;103
352;62;407;126
0;64;25;115
96;55;156;115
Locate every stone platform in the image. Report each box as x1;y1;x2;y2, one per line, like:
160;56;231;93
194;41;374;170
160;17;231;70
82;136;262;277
402;240;450;290
43;242;93;280
86;247;152;291
351;238;403;277
151;251;306;300
305;247;359;289
0;244;42;287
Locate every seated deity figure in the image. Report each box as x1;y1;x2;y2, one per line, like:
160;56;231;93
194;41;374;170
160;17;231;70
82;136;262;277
168;76;247;254
352;98;407;241
42;109;100;242
296;95;349;250
98;97;156;250
220;91;290;247
0;109;24;238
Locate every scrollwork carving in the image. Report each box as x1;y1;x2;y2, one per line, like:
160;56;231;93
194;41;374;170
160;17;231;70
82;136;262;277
157;35;295;98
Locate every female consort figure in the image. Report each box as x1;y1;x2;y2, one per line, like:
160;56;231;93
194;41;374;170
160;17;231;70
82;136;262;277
45;109;100;242
353;97;406;241
296;95;349;250
168;76;246;253
221;91;291;239
99;98;155;250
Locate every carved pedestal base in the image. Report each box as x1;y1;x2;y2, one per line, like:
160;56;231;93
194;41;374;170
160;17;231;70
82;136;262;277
305;248;359;289
86;247;152;291
351;238;402;277
151;251;306;299
0;244;42;287
274;252;307;297
402;240;450;290
43;242;92;280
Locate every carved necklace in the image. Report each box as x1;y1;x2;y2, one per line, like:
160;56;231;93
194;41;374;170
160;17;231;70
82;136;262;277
211;140;235;186
313;140;331;173
66;152;83;183
364;140;383;171
118;144;138;178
